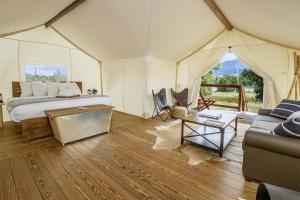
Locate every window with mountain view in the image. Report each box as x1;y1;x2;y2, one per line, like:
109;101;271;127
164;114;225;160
25;64;68;82
201;53;263;112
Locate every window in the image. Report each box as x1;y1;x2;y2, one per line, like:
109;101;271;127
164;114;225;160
25;64;67;82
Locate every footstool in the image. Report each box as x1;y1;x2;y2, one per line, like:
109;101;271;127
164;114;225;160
172;106;188;119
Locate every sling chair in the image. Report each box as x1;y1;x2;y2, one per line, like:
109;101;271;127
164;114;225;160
171;88;192;110
196;89;216;111
152;88;172;121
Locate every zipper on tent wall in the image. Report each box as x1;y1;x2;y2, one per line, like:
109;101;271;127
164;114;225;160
98;61;104;95
69;48;73;81
175;61;179;91
122;61;125;113
17;41;21;82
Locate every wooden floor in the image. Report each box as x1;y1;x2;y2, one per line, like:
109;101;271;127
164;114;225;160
0;111;257;200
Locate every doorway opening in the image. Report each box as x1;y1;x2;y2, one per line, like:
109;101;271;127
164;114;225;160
200;52;263;112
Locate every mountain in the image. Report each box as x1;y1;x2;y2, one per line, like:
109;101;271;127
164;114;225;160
213;59;248;76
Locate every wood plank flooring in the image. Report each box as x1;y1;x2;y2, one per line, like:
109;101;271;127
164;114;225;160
0;111;257;200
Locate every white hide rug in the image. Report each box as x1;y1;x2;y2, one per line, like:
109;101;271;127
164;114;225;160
146;120;250;166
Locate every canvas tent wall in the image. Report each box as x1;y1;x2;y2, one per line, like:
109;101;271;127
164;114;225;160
177;29;297;109
102;56;176;118
0;26;101;121
1;0;300;119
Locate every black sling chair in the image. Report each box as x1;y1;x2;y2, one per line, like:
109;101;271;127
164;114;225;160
171;88;192;110
152;89;172;121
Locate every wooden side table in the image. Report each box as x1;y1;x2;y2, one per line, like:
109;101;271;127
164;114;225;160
0;100;4;129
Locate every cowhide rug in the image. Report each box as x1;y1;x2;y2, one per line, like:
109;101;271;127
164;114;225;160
146;119;250;166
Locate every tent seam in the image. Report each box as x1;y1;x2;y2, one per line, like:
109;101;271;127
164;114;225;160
0;24;44;38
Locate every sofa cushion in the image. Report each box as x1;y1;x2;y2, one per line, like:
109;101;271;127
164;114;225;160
257;108;273;116
247;127;272;134
270;99;300;119
244;129;300;159
255;115;284;123
273;116;300;139
251;120;280;133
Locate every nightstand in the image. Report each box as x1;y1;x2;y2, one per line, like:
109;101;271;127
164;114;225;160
0;100;4;128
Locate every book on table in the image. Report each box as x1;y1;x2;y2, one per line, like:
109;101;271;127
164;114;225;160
199;112;222;119
203;119;225;127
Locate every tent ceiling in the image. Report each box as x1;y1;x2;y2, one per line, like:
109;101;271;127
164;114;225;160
52;0;224;61
0;0;300;61
0;0;73;35
215;0;300;50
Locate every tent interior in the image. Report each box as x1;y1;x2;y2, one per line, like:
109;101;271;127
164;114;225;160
1;0;300;199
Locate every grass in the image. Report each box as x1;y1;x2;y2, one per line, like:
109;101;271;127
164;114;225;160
206;91;262;113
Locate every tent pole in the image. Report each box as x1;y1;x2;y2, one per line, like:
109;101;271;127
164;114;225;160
177;29;226;63
50;26;104;95
45;0;86;27
236;28;300;51
50;26;101;62
98;61;104;95
295;79;298;99
203;0;233;30
0;24;44;38
288;53;300;99
295;55;300;100
295;53;298;99
298;58;300;98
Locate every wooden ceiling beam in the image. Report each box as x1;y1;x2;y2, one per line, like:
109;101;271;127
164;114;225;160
45;0;86;27
203;0;233;30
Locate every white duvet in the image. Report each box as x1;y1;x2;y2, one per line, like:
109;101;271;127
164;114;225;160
7;95;112;122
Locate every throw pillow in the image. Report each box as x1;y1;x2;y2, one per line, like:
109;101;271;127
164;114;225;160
58;82;81;96
70;82;81;95
288;110;300;119
270;99;300;119
20;82;33;97
20;81;42;97
46;81;59;96
32;82;47;96
273;116;300;139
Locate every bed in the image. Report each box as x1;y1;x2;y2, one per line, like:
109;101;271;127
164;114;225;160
8;82;112;139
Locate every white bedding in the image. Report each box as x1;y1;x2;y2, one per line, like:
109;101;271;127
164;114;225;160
7;96;112;122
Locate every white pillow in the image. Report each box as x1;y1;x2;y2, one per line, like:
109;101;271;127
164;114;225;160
46;82;59;96
70;83;81;95
20;82;33;97
32;82;47;96
58;82;81;96
20;81;42;97
288;111;300;119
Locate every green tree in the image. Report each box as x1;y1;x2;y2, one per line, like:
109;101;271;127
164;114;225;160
217;75;238;92
215;63;222;71
201;71;215;96
240;69;263;101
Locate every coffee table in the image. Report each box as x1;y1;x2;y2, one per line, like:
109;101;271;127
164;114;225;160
181;110;238;157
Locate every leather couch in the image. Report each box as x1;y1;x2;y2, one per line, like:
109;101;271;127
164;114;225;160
243;108;300;192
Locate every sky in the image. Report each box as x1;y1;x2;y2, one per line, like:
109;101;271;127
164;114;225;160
219;52;238;63
25;64;67;76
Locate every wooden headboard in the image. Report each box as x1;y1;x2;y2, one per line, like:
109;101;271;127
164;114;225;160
12;82;83;97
